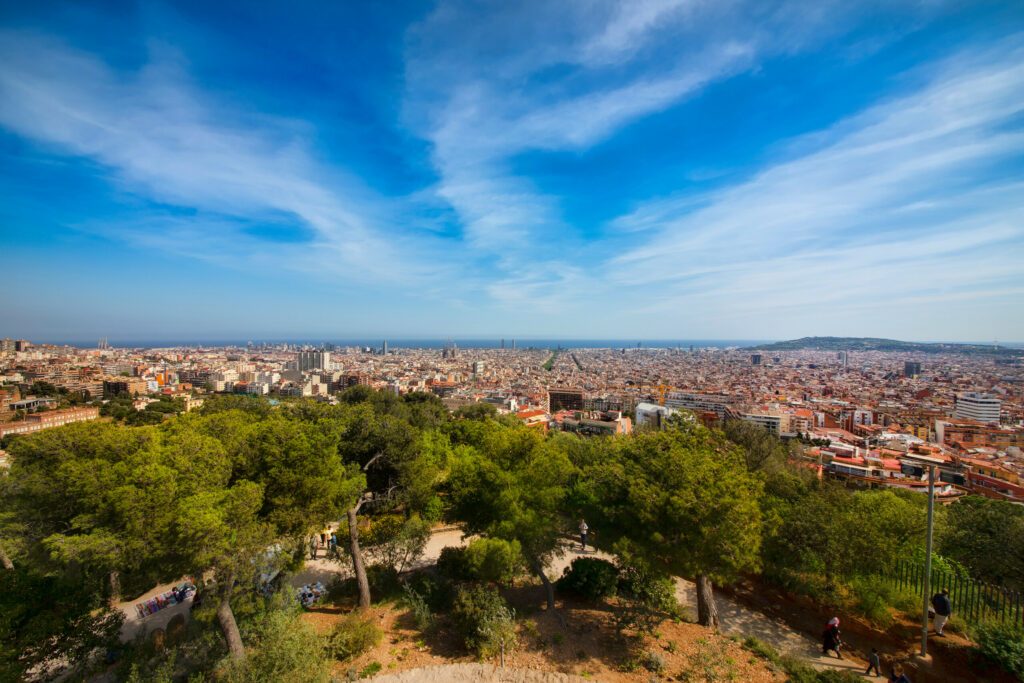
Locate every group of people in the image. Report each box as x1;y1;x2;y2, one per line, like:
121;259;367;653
821;588;954;681
308;529;339;560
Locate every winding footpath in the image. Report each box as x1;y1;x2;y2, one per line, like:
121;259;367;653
120;527;869;675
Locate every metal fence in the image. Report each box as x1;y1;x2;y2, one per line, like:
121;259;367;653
892;559;1022;628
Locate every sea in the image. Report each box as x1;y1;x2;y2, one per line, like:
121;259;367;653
53;338;773;350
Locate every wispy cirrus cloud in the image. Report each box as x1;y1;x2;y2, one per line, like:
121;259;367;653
606;43;1024;336
403;0;948;292
0;29;454;288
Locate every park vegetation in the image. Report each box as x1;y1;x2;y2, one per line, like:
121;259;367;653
0;389;1021;680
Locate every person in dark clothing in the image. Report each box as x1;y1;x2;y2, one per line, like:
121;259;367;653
865;648;881;676
578;519;589;552
931;588;952;636
822;617;842;658
889;663;911;682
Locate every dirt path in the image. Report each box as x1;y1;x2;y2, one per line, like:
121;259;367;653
296;528;865;675
360;663;590;682
122;527;867;675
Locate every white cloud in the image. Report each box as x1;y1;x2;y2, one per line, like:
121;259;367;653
0;30;449;286
404;0;946;289
607;44;1024;337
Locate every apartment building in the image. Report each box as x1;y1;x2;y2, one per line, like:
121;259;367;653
0;407;100;438
954;392;1001;423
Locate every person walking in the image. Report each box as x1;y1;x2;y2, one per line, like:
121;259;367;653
865;648;881;677
578;518;589;552
329;531;338;559
931;588;952;636
822;617;843;659
308;535;318;560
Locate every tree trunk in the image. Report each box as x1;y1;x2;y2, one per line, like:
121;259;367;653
348;506;371;609
108;570;121;607
217;572;246;660
530;557;556;611
696;574;719;629
0;544;13;570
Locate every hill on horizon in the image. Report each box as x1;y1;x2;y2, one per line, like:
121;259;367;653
747;336;1022;355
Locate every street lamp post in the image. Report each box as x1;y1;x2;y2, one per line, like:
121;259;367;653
921;463;936;658
903;453;944;659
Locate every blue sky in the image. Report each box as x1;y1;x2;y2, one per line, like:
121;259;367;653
1;0;1023;343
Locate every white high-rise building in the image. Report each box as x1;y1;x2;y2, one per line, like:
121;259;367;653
297;350;331;371
954;392;1001;423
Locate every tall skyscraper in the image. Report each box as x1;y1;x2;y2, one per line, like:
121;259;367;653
904;361;922;378
382;340;388;355
297;350;330;371
751;353;762;366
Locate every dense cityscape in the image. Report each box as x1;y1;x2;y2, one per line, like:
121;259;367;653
3;336;1022;503
4;0;1024;681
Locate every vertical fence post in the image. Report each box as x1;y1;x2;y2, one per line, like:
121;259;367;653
966;578;973;623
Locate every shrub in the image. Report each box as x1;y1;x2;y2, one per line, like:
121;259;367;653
405;572;456;612
220;610;331;683
359;661;382;677
640;650;665;673
681;638;736;682
616;563;681;631
464;538;525;585
741;636;782;668
327;614;383;662
402;581;433;631
848;576;919;627
972;621;1024;678
367;564;401;601
618;564;678;614
437;546;472;582
451;584;517;658
324;577;350;606
557;557;619;601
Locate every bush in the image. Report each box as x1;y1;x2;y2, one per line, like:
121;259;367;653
640;650;665;673
464;538;524;585
367;564;401;601
616;564;681;630
405;572;456;612
741;636;782;668
220;609;331;683
437;546;472;582
451;584;517;658
557;557;619;601
327;614;383;662
847;576;919;627
972;621;1024;678
402;581;433;631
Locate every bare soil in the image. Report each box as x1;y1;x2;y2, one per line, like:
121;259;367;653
301;588;784;683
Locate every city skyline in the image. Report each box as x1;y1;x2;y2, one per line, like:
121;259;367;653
2;1;1024;341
